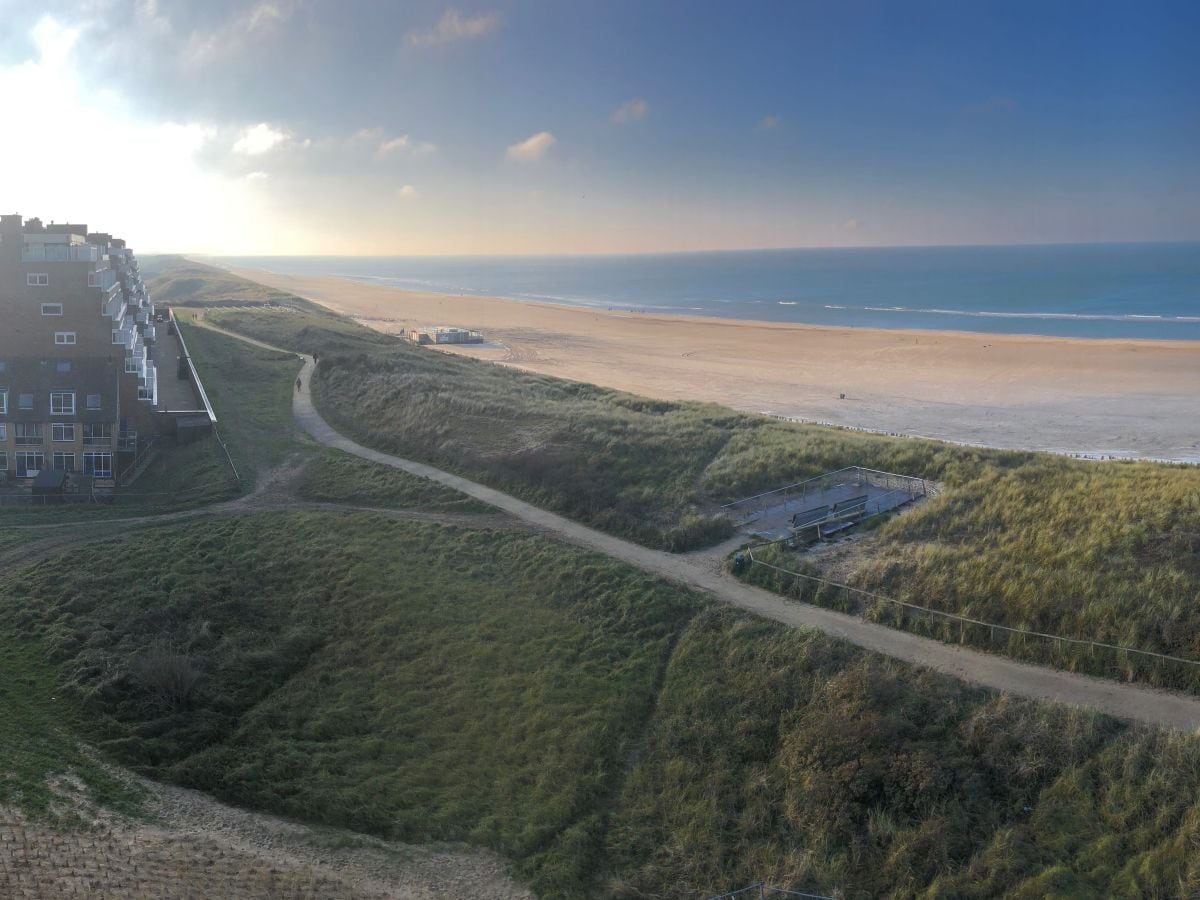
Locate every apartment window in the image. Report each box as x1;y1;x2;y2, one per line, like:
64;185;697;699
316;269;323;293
50;392;75;415
86;394;101;410
56;362;71;373
26;273;48;287
83;451;113;479
41;303;63;316
0;424;5;441
83;422;112;446
0;390;6;414
54;332;76;345
52;452;75;472
18;393;33;410
16;452;45;477
52;422;75;442
14;423;43;445
112;331;124;345
0;452;7;474
88;272;100;287
125;357;140;374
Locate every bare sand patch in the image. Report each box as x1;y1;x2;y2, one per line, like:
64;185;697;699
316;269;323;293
230;267;1200;462
0;776;532;899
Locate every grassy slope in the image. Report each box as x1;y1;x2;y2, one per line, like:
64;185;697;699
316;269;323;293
0;511;698;896
604;610;1200;898
293;452;488;511
4;522;1200;897
176;260;1200;684
3;297;1200;895
0;632;143;823
743;459;1200;690
138;255;298;307
205;292;1026;550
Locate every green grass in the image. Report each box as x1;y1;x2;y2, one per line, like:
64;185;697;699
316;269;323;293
0;510;697;896
0;633;143;824
158;261;1200;686
140;255;299;307
177;319;306;487
741;458;1200;690
293;452;486;511
602;609;1200;898
5;516;1200;896
209;302;399;354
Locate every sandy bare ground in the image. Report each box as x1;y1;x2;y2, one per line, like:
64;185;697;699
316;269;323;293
229;267;1200;463
1;777;532;900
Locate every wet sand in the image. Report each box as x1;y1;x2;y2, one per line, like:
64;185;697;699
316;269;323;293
230;266;1200;462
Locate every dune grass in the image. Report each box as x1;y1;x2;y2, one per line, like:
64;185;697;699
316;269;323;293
0;510;697;896
293;452;484;511
4;514;1200;896
0;632;143;824
139;255;299;307
742;458;1200;690
157;258;1200;683
602;609;1200;898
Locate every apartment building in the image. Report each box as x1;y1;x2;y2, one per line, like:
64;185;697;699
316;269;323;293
0;214;189;488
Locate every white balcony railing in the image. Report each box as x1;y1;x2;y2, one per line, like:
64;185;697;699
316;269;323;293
21;243;102;263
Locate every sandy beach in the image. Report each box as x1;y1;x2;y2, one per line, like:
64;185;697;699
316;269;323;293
230;266;1200;463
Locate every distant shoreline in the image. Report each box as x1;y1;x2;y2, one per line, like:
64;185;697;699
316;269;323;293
225;263;1200;464
208;242;1200;342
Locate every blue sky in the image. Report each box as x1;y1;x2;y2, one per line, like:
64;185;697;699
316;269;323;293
0;0;1196;254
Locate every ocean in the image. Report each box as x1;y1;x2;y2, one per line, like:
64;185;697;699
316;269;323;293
216;242;1200;341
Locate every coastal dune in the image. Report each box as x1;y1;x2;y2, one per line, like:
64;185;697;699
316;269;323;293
231;267;1200;463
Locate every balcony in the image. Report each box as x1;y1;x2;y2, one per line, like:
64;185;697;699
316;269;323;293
21;244;102;263
102;293;125;321
87;268;118;291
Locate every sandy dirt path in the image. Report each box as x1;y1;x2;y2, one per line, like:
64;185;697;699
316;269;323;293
228;266;1200;463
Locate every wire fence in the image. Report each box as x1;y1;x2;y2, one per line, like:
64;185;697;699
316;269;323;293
744;549;1200;682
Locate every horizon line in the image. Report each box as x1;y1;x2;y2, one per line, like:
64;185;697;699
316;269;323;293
164;237;1200;260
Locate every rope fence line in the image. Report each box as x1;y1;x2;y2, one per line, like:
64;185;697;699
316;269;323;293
745;550;1200;671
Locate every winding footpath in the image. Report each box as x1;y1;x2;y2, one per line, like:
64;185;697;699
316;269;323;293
202;322;1200;731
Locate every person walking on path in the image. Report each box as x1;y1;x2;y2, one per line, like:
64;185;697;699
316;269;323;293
296;376;302;392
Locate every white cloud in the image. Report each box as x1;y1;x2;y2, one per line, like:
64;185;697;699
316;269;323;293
611;98;648;124
397;184;417;199
758;114;781;130
375;134;437;158
378;135;410;154
232;122;291;155
183;1;299;67
506;131;556;163
406;9;503;48
245;171;269;182
0;15;279;254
